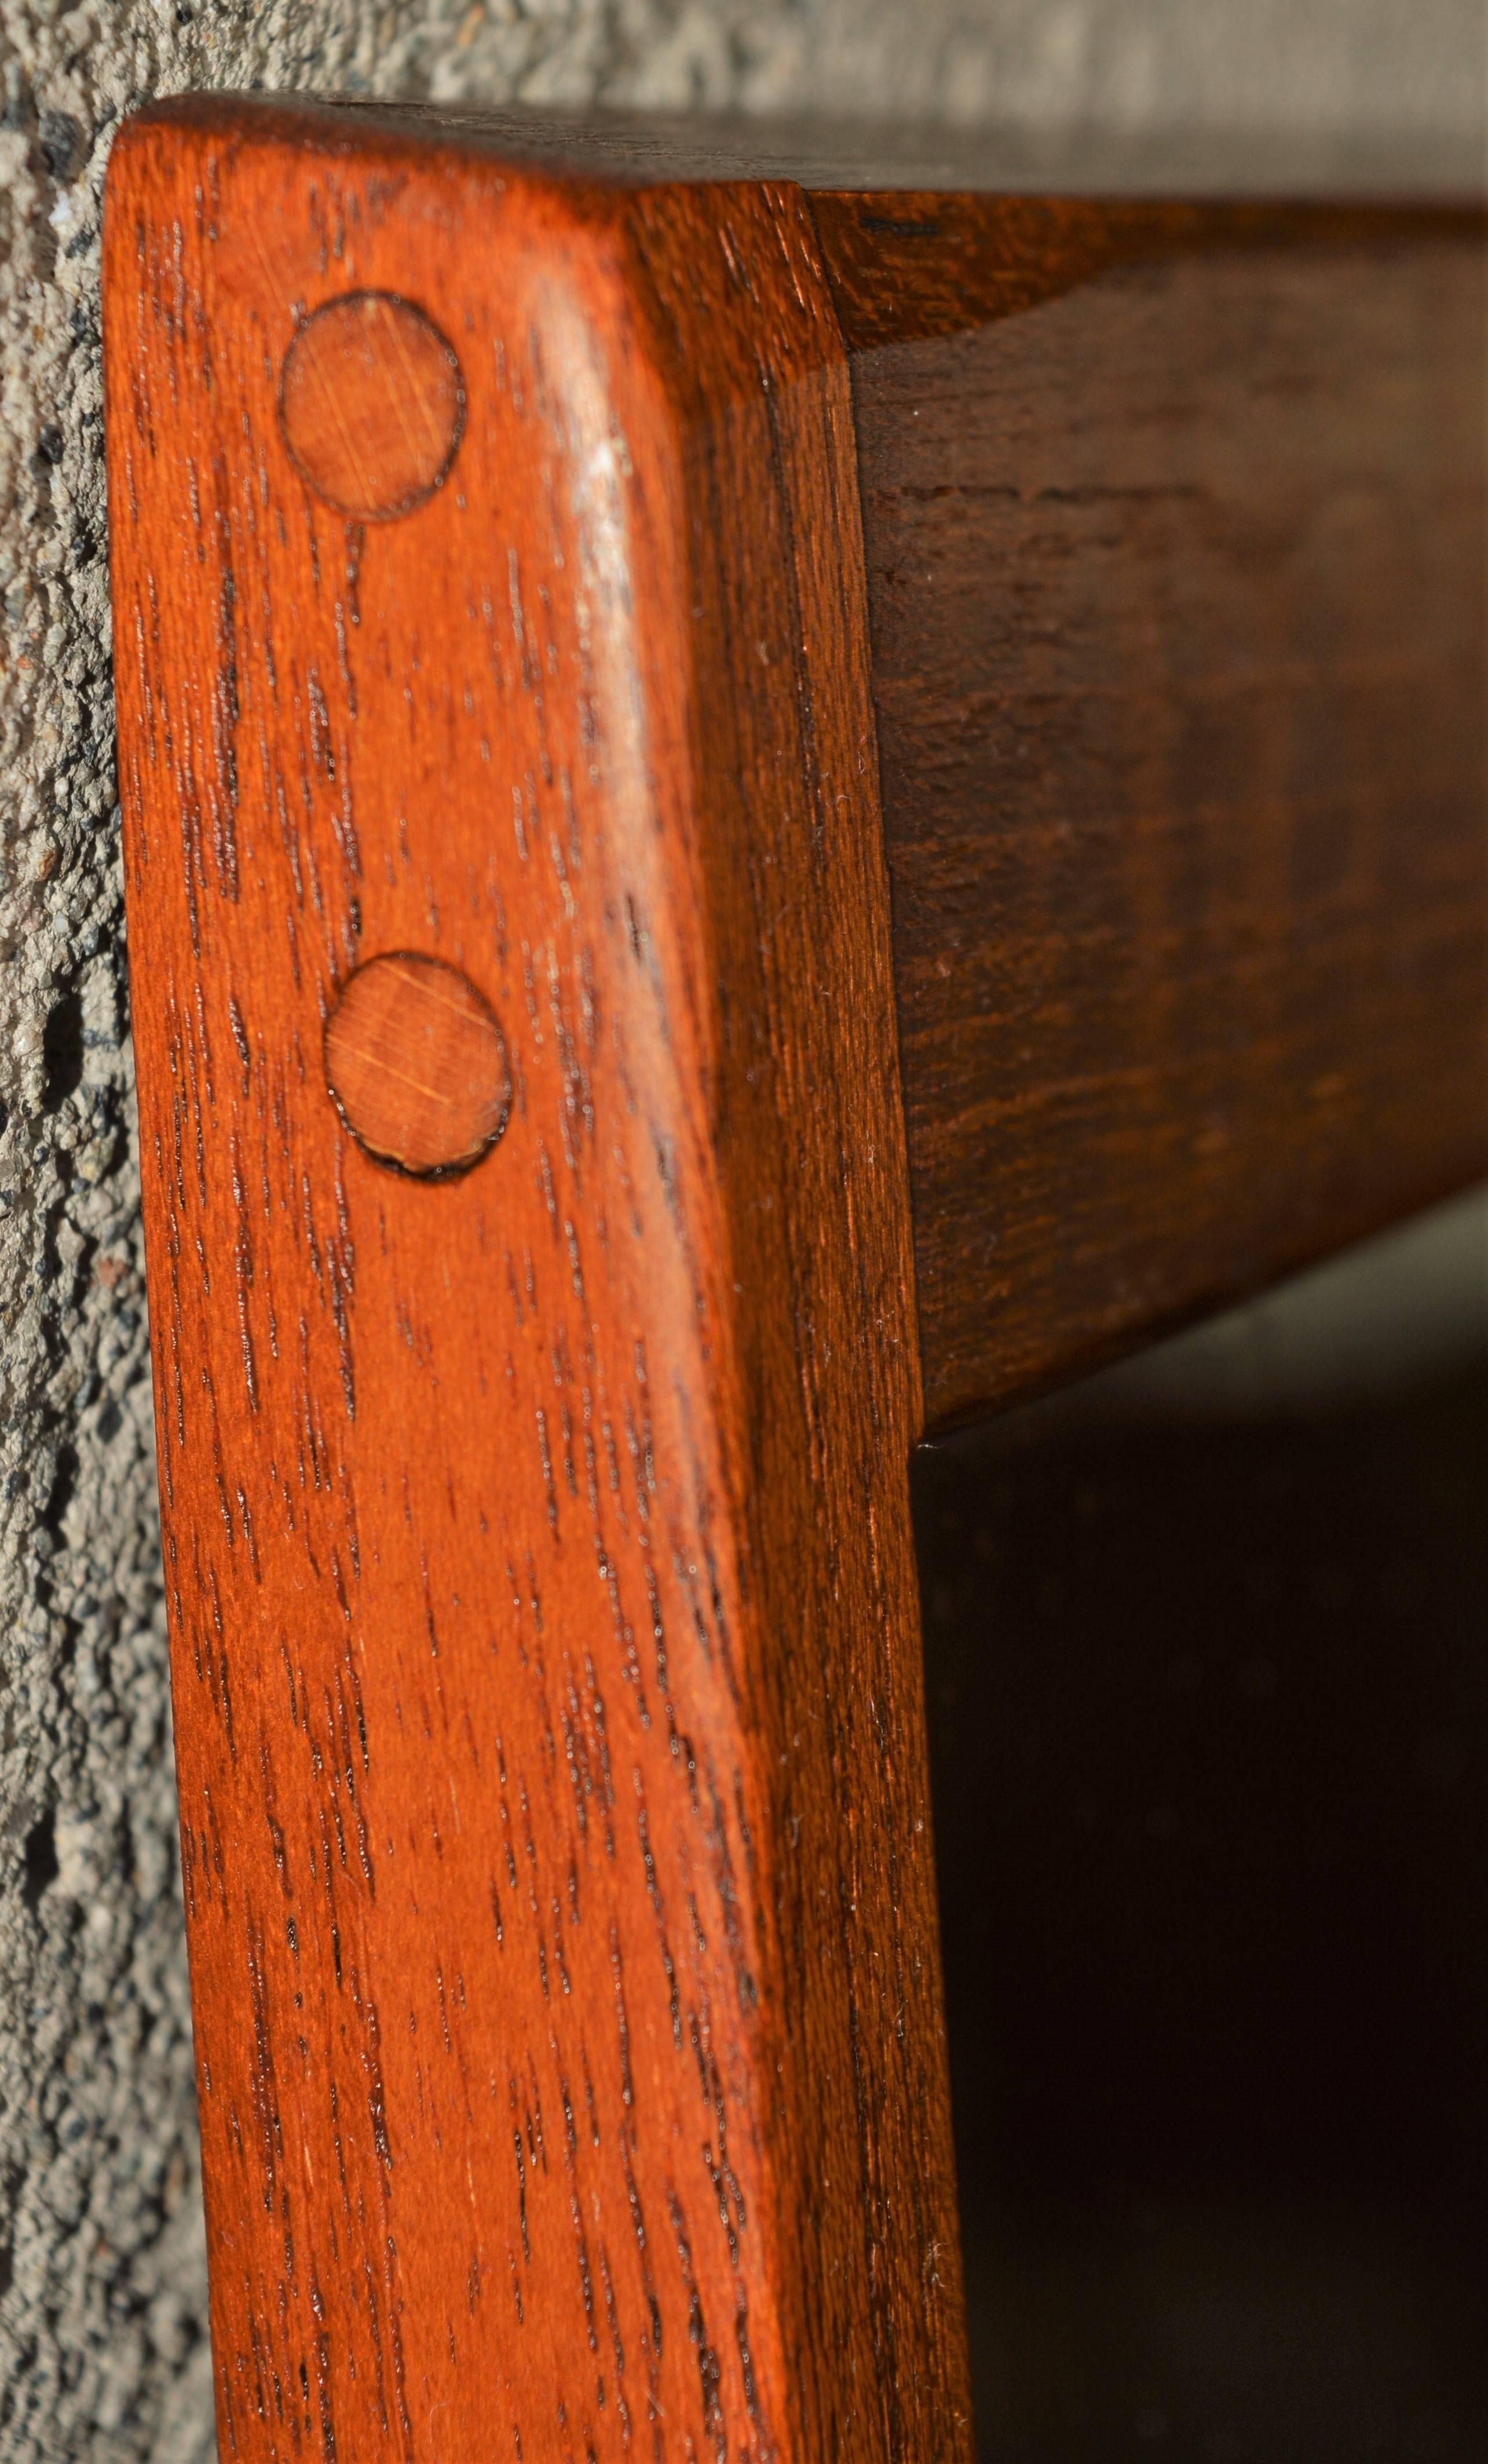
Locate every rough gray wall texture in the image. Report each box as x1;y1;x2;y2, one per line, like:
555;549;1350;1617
0;1;1478;2457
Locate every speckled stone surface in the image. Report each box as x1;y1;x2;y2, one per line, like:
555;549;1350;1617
0;1;1477;2456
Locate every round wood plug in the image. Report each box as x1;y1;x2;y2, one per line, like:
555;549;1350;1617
280;291;464;521
324;952;510;1178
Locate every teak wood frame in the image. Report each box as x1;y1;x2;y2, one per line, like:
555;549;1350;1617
103;95;1485;2464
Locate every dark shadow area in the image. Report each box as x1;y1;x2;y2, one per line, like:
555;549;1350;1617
41;984;85;1114
21;1811;59;1915
916;1205;1488;2463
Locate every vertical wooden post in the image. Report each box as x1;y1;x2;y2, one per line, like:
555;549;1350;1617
105;97;970;2463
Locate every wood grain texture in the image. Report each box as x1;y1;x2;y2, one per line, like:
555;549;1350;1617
106;90;1487;2457
810;194;1488;1424
105;94;967;2464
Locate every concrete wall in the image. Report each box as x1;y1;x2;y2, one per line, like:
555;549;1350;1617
0;2;1478;2455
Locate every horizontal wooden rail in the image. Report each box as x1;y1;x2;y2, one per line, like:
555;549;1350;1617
104;90;1484;2464
821;195;1487;1424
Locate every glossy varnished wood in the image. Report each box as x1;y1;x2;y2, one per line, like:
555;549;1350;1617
813;195;1487;1422
106;94;966;2464
105;88;1487;2463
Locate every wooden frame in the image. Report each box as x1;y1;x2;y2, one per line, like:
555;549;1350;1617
103;94;1483;2464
